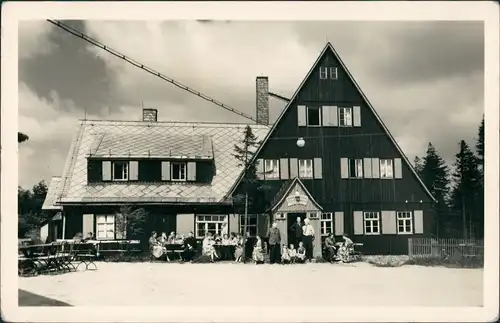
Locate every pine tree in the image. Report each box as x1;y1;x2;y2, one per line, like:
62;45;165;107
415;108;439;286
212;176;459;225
233;125;261;235
420;143;450;237
413;156;424;180
476;116;484;175
18;132;29;143
450;140;482;239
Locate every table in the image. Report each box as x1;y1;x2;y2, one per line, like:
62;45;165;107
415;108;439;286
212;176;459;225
213;244;236;261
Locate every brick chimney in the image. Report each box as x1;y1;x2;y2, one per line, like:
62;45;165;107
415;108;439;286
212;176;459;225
256;76;269;125
142;108;158;122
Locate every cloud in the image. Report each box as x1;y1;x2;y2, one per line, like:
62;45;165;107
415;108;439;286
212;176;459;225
18;20;55;59
18;21;484;188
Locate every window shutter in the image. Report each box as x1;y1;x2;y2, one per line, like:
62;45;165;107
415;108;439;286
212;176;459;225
280;158;289;180
322;106;338;127
256;159;265;180
161;161;171;181
414;210;424;234
176;213;195;236
297;105;307;126
289;158;298;178
82;214;94;237
372;158;380;178
363;158;372;178
340;158;348;179
381;210;397;234
313;158;323;179
129;161;139;180
102;161;111;181
353;106;361;127
353;211;364;235
187;162;197;181
394;158;402;179
334;212;344;236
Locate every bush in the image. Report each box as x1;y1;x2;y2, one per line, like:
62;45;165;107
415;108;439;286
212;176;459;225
101;251;150;263
363;255;410;267
362;255;484;268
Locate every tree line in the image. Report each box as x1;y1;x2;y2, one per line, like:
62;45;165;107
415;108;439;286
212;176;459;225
413;116;484;239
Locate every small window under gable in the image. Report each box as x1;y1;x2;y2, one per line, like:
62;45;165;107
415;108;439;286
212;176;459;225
319;66;328;79
307;106;321;126
112;161;128;181
329;67;338;80
171;161;187;181
339;107;353;127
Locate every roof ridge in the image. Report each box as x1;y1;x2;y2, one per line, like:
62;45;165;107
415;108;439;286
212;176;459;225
80;119;272;128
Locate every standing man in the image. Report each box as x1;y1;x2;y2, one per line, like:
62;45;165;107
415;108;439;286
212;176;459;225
267;222;281;264
302;218;315;262
289;216;303;248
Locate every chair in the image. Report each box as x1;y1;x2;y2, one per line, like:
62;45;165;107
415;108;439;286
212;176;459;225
72;242;98;270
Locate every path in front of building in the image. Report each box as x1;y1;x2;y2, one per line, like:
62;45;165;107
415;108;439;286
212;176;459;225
18;262;483;307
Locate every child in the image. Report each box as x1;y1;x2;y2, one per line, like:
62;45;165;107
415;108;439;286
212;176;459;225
234;233;244;262
296;241;306;263
288;244;297;264
252;236;265;264
202;233;217;262
281;245;291;264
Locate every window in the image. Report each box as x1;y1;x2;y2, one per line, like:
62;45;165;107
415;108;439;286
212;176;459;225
364;212;380;235
307;107;321;126
240;214;258;236
298;159;313;178
96;215;115;240
321;212;333;236
329;67;338;80
380;159;394;178
196;215;227;238
319;66;328;79
397;211;413;234
339;107;353;127
171;162;187;181
264;159;280;179
349;159;363;178
112;161;128;181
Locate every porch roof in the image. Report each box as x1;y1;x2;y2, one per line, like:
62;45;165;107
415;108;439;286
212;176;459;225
269;177;323;213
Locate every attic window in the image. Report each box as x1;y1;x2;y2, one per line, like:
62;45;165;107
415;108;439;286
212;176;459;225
112;161;128;181
319;67;328;80
329;67;338;80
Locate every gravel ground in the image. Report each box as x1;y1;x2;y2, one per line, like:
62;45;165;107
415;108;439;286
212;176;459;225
18;261;483;307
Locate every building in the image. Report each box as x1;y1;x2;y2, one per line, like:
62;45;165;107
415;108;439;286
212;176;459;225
43;42;436;255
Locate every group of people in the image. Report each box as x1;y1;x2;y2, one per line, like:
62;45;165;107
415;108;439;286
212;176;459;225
147;217;357;264
149;231;198;261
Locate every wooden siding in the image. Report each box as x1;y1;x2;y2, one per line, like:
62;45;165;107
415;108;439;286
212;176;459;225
231;46;436;255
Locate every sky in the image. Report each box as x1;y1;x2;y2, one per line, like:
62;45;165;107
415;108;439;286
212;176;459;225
18;20;484;189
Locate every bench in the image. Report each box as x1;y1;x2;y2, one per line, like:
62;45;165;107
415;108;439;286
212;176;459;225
72;242;98;270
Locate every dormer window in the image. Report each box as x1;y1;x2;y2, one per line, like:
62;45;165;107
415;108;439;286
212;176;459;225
112;161;129;181
319;66;338;80
171;162;187;181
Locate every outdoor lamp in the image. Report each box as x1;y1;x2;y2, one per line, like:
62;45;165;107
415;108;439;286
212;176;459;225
296;137;305;148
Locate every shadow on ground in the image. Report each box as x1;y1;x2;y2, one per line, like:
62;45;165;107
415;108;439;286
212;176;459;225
19;289;72;306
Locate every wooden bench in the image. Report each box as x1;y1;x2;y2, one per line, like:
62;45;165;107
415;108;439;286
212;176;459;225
72;242;98;270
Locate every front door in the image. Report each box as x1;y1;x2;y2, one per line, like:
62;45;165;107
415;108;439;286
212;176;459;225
287;212;306;247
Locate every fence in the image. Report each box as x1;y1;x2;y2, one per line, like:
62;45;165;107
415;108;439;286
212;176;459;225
408;238;484;260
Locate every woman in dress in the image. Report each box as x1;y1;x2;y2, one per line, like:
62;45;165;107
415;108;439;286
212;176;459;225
202;233;217;262
234;233;244;262
252;235;265;264
338;233;355;263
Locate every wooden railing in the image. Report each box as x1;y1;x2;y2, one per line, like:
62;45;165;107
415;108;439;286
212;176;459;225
408;238;484;259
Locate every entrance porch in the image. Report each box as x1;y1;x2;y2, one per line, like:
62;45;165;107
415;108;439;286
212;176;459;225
268;177;323;258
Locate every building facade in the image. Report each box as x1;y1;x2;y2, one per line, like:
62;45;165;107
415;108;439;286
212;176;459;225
43;43;436;255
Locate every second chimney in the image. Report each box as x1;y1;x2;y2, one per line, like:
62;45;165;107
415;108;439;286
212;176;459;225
142;108;158;122
256;76;269;125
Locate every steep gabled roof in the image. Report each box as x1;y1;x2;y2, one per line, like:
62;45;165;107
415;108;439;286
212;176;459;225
53;120;270;204
227;42;436;203
41;177;63;210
